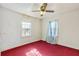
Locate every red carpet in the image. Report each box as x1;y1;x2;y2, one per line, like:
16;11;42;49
1;40;79;56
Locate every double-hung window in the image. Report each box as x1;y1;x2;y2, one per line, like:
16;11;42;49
22;22;31;37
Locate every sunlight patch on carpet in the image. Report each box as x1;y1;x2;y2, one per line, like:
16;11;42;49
26;48;42;56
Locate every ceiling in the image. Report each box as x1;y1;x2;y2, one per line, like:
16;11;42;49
0;3;79;19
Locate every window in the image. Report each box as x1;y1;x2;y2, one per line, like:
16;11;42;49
48;20;58;37
22;22;31;37
47;20;58;43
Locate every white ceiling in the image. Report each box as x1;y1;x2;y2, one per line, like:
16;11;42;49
1;3;79;19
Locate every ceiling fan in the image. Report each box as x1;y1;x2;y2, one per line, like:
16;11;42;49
32;3;54;16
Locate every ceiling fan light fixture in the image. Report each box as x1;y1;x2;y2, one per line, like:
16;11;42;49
40;11;44;16
40;3;47;16
40;10;46;16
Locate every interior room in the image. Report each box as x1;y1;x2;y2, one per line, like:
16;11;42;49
0;3;79;56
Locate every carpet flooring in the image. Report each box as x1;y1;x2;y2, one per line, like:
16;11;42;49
1;40;79;56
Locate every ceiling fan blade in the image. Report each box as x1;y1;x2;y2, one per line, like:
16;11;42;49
46;10;54;13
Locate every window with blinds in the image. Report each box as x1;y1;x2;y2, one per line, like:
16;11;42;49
22;22;31;37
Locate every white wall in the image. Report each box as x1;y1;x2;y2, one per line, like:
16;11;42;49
0;6;3;52
58;9;79;49
42;8;79;49
0;7;41;51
